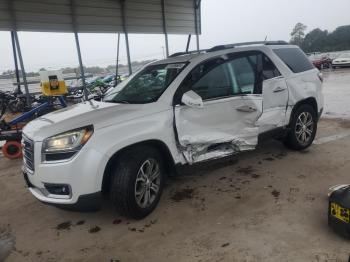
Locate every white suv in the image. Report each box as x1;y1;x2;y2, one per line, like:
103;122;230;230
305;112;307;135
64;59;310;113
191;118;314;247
22;41;324;219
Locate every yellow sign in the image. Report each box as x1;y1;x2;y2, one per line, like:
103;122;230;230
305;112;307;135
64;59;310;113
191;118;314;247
330;202;350;223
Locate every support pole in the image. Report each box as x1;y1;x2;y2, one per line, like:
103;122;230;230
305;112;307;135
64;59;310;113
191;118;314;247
13;31;31;106
8;0;29;104
70;0;88;100
120;0;132;75
116;33;120;79
186;34;191;52
194;0;201;51
161;0;169;57
11;31;21;93
74;32;88;101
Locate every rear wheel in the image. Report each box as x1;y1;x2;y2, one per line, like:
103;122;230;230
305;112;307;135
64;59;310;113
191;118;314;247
284;104;317;150
110;146;165;219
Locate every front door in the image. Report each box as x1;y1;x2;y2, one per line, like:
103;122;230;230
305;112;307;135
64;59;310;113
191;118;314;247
174;52;264;164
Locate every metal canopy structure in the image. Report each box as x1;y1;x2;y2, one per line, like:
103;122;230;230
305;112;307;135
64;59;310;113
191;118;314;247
1;0;201;34
1;0;201;105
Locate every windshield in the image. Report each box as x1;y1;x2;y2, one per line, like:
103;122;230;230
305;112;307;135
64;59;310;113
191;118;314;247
103;63;186;104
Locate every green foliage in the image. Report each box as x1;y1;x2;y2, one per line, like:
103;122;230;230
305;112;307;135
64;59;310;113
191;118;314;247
290;23;307;46
291;24;350;53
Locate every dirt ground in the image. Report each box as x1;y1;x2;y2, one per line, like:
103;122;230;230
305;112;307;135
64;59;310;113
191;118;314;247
0;117;349;262
1;70;350;262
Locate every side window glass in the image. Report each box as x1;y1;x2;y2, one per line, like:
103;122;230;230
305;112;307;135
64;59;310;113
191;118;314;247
263;55;281;80
179;53;263;102
273;48;314;73
191;62;232;100
227;55;258;95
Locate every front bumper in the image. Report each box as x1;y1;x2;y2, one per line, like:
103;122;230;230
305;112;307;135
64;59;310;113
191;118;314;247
23;142;108;209
24;172;101;211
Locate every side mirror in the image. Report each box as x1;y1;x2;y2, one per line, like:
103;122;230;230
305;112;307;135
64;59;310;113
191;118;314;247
181;90;203;108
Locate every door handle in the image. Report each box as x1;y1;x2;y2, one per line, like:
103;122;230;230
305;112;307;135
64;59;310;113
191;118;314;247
235;105;257;112
273;86;286;93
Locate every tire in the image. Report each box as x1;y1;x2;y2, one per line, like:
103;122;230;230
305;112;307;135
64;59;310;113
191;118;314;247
284;104;317;150
2;140;23;159
110;145;165;219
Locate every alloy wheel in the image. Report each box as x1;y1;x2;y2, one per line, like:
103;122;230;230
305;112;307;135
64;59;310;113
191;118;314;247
295;112;314;145
134;159;161;208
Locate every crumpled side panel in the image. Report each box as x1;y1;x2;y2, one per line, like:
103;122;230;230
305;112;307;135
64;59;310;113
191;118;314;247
175;97;262;164
180;128;258;163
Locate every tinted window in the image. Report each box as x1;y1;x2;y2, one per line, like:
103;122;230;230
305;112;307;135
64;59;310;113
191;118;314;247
183;54;260;100
227;56;257;94
262;55;281;80
191;60;232;100
274;48;314;73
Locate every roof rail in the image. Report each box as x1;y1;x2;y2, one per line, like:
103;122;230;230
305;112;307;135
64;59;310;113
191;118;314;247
169;49;208;58
208;40;289;52
169;41;289;58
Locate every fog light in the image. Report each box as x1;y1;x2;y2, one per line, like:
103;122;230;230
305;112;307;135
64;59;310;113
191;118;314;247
44;183;71;196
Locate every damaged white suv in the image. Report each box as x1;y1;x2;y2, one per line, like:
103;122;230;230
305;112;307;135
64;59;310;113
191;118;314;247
22;41;323;219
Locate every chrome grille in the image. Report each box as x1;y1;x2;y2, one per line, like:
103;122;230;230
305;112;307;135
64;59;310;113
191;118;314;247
22;136;34;172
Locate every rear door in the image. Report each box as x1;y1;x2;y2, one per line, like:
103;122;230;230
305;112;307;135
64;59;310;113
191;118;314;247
257;54;289;132
174;52;264;164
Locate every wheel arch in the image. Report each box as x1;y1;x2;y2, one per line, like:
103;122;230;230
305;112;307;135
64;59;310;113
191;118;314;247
288;97;318;126
101;139;176;194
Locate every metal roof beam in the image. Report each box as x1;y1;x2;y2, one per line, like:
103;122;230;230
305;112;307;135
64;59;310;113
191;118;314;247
7;0;31;106
70;0;88;101
120;0;132;75
161;0;169;57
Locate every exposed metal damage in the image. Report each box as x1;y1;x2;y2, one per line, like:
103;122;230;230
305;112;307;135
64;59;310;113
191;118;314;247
180;129;259;163
174;96;262;164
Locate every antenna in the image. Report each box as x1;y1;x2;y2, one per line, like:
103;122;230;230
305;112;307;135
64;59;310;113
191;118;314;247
264;35;268;42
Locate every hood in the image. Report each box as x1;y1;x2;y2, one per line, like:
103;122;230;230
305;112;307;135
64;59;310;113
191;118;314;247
23;100;158;141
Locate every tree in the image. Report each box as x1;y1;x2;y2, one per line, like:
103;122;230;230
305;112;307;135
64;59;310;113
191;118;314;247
290;23;307;47
328;25;350;51
301;28;329;53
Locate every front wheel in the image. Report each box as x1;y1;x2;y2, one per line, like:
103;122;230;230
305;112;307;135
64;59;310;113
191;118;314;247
284;104;317;150
110;146;165;219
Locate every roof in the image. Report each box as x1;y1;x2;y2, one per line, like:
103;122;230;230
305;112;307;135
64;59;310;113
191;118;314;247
0;0;201;34
151;41;294;65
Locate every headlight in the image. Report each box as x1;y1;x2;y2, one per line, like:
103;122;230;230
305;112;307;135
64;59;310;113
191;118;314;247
42;125;93;162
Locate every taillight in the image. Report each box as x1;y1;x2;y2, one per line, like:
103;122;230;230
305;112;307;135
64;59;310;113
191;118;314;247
318;72;323;82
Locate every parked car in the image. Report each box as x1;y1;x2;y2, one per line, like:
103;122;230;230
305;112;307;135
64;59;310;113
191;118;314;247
22;41;324;219
308;54;332;69
332;53;350;68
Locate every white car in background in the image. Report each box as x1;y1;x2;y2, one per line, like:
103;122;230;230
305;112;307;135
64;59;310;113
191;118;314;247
332;53;350;68
22;41;324;219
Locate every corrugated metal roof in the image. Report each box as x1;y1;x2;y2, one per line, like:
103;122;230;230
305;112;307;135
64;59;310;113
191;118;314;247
0;0;201;34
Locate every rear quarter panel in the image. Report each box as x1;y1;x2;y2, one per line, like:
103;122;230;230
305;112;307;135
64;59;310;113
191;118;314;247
285;69;324;121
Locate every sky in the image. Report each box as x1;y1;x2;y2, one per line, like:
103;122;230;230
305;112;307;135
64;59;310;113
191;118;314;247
0;0;349;73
